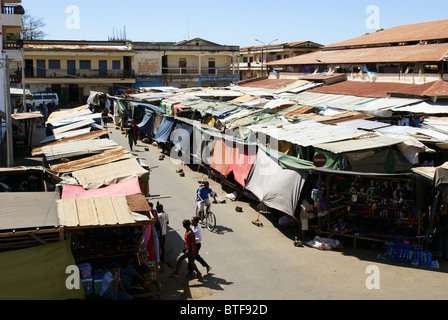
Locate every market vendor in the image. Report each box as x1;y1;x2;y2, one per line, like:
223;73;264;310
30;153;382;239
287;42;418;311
121;254;149;291
100;262;132;300
300;197;315;241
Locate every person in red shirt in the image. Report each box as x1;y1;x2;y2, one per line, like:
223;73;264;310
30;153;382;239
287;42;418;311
170;220;203;279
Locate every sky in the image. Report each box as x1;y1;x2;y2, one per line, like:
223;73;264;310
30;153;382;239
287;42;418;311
21;0;448;48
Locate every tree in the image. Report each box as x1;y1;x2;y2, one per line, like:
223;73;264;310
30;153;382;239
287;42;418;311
22;13;47;40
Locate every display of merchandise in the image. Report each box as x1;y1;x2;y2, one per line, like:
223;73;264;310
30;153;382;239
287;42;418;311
73;227;139;260
379;242;439;269
317;174;420;246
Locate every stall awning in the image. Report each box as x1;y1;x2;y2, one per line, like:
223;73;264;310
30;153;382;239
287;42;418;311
154;116;176;143
0;192;60;232
314;135;403;154
138;112;155;136
245;149;308;216
49;147;132;174
225;144;257;187
61;176;142;200
71;158;149;190
310;167;412;179
0;240;84;300
41;139;120;162
57;195;151;229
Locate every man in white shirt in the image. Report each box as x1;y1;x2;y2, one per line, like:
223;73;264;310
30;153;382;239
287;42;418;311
157;204;169;263
191;217;212;274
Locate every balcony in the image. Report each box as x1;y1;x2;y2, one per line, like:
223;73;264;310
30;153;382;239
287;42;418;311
24;68;134;79
3;40;23;50
10;74;21;83
1;4;25;15
162;67;236;77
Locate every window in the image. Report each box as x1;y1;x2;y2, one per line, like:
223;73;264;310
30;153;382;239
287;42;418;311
424;64;439;74
284;55;289;59
48;60;61;69
112;60;121;70
79;60;91;70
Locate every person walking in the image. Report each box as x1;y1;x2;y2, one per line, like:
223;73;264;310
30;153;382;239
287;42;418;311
191;217;212;274
125;126;135;151
157;203;169;264
131;121;139;145
170;219;202;279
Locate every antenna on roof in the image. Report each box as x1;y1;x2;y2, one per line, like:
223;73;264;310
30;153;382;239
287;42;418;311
108;26;128;41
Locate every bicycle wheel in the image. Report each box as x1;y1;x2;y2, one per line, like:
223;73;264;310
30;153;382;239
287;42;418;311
206;212;216;232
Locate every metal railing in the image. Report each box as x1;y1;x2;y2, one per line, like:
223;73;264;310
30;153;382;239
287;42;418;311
3;40;23;50
10;75;21;83
1;5;25;15
162;67;236;77
25;68;134;79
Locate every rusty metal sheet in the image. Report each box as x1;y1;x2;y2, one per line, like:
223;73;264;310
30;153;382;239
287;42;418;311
32;129;110;156
49;147;131;173
126;194;151;212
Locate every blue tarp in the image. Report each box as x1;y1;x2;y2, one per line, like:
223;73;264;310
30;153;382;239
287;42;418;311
138;112;155;137
130;102;165;114
154;117;175;143
172;121;194;155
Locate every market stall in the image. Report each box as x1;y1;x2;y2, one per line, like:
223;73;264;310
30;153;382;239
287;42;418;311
57;193;162;299
308;167;423;249
0;192;84;300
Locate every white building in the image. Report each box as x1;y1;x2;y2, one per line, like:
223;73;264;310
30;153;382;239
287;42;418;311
0;0;24;166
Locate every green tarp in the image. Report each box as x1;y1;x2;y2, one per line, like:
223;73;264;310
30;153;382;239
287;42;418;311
0;240;85;300
258;144;315;171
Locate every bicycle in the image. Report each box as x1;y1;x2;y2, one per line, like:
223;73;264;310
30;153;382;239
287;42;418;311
196;202;216;232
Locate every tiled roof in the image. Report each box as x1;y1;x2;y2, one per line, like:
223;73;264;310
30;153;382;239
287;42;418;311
326;19;448;49
237;79;298;90
308;80;448;98
267;43;448;65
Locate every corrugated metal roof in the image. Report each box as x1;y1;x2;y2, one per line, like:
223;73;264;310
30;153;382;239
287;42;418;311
41;139;120;161
249;119;367;147
395;101;448;114
335;119;391;130
31;129;111;156
49;147;131;173
314;135;403;154
57;196;150;229
40;128;92;145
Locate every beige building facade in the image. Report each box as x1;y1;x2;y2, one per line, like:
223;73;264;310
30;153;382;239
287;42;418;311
238;41;323;79
22;40;135;106
21;38;240;106
132;38;240;88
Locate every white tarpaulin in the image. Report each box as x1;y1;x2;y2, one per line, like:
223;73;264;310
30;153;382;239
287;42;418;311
245;149;308;217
